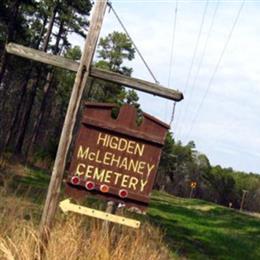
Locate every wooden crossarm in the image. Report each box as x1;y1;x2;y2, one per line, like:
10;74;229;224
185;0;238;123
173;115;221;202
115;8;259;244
6;43;183;101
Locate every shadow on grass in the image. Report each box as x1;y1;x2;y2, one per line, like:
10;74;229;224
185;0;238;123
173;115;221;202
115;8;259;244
0;164;51;205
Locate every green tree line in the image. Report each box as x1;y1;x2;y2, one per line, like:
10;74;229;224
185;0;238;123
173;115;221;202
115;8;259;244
0;0;137;158
157;132;260;212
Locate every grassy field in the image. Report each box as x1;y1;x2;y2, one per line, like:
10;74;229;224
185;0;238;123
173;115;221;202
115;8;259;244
0;161;260;259
149;191;260;260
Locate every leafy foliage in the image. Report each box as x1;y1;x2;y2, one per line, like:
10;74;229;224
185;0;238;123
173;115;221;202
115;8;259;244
156;132;260;212
89;31;139;107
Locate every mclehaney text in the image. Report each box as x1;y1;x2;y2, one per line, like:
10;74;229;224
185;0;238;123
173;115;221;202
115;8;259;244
73;133;156;192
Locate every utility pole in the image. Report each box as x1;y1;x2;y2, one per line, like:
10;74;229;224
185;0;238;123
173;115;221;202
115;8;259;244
189;181;197;198
240;189;248;211
6;0;183;242
39;0;108;240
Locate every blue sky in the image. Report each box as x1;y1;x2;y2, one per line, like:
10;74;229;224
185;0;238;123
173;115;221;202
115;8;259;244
70;0;260;174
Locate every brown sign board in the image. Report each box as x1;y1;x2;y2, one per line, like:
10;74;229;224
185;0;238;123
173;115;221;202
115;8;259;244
66;103;169;211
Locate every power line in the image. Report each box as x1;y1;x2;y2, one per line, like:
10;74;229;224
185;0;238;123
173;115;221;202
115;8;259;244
174;0;209;135
108;1;159;84
167;0;178;88
178;0;220;140
167;0;178;125
183;0;245;143
169;101;177;125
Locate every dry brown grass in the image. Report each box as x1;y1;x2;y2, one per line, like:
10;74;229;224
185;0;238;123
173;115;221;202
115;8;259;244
0;190;172;260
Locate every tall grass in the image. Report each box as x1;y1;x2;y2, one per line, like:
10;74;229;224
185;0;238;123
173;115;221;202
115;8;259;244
0;190;171;260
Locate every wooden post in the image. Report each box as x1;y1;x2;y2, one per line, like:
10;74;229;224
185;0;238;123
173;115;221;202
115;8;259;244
102;201;118;236
240;190;248;211
189;181;197;198
5;43;183;101
189;187;194;198
39;0;108;239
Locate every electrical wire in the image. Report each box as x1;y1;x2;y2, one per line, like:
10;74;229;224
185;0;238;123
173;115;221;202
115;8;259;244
174;0;209;135
183;0;245;143
108;1;159;84
167;0;178;125
167;0;178;88
178;0;220;139
169;101;177;125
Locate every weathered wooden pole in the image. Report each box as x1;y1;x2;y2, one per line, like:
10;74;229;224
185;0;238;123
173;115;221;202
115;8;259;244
189;187;194;198
6;43;183;101
240;189;248;211
39;0;108;238
189;181;197;198
102;201;118;236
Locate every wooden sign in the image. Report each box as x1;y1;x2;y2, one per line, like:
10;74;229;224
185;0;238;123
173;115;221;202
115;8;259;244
66;103;169;210
5;0;183;237
191;181;197;189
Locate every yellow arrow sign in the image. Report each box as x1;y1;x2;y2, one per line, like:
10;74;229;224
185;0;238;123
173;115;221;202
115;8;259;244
59;199;141;229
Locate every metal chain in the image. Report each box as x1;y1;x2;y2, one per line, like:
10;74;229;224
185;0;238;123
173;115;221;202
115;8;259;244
169;101;176;126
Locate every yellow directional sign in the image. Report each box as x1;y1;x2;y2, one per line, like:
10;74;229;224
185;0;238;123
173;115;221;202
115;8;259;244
59;199;141;229
191;181;197;189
